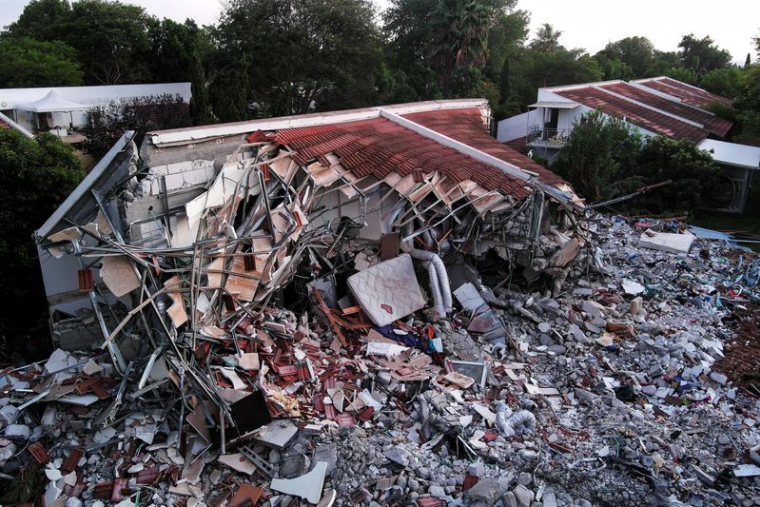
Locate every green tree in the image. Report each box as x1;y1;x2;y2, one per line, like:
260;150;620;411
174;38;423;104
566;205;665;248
216;0;383;117
485;9;529;118
384;0;439;77
678;34;732;77
189;52;213;126
384;0;520;99
376;63;421;104
700;67;744;99
147;19;211;84
0;37;84;87
530;23;562;52
732;65;760;146
510;47;603;109
62;0;155;84
4;0;214;86
553;111;643;202
595;36;655;79
6;0;157;85
636;136;720;211
431;0;494;84
665;66;698;85
2;0;71;42
208;58;250;122
0;130;84;339
482;8;529;80
645;50;681;76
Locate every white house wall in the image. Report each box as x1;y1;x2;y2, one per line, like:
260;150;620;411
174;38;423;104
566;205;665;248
556;107;584;132
536;90;576;104
497;110;542;142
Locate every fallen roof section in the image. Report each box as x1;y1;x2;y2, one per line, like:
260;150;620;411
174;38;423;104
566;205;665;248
36;130;137;239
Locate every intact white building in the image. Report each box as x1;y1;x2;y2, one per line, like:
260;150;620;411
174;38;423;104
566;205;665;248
0;82;191;134
497;77;759;212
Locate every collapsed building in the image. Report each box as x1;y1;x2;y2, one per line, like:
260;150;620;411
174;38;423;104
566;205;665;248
5;98;758;506
35;99;585;356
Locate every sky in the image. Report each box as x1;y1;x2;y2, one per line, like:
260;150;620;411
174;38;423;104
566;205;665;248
1;0;759;65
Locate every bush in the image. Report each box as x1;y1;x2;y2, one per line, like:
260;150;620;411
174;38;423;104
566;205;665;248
0;130;84;343
82;94;191;158
636;136;721;211
553;110;643;202
555;110;721;211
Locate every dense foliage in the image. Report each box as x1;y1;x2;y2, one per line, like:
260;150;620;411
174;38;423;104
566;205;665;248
554;112;721;211
1;0;756;126
0;37;84;88
552;112;642;202
0;130;84;339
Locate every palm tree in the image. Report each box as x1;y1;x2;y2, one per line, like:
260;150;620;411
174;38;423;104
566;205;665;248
530;23;563;52
432;0;491;79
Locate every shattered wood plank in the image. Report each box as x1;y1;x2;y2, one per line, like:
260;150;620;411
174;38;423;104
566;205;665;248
313;289;348;347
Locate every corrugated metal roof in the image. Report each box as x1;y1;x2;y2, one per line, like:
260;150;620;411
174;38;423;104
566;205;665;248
599;82;732;138
554;87;709;143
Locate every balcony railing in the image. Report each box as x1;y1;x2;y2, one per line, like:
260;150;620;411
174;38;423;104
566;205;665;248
527;127;571;147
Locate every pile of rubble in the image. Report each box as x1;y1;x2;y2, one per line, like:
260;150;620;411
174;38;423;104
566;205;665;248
2;211;760;506
4;102;760;506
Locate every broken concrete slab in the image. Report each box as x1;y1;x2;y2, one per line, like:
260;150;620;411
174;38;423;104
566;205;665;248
270;461;327;503
254;419;298;450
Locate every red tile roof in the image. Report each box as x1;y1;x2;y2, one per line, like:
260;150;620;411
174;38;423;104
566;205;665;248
554;86;709;143
599;82;732;138
403;108;569;188
636;77;733;108
254;115;537;199
505;136;528;152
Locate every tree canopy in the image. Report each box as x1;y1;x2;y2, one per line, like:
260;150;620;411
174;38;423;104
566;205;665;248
2;0;208;85
214;0;384;117
0;37;84;88
0;0;751;134
0;130;84;337
554;111;721;210
678;34;732;77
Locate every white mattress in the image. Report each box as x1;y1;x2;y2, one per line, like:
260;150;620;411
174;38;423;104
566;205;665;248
347;253;426;326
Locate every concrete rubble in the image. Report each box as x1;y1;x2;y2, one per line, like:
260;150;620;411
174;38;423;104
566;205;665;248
4;102;760;506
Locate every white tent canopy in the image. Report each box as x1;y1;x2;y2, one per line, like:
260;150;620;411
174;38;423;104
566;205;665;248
15;90;89;113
